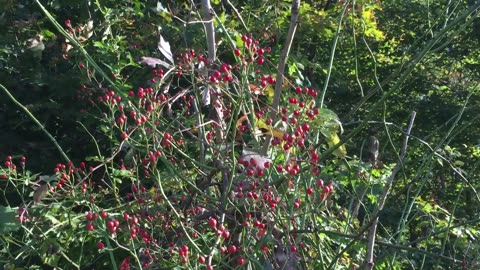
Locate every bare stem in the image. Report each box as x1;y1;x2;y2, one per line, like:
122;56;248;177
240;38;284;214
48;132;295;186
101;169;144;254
261;0;300;155
365;111;416;269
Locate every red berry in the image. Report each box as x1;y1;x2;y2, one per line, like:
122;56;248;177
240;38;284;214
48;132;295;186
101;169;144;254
208;218;217;229
301;123;310;132
99;210;108;219
164;132;173;141
220;64;228;73
86;224;94;231
234;48;241;56
199;255;206;264
86;212;94;221
297;139;305;147
307;187;314;195
107;220;115;228
228;245;237;254
236;256;245;265
97;242;105;250
276;165;283;172
267;76;275;84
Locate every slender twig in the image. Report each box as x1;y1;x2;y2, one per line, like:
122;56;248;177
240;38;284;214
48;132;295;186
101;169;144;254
319;0;349;108
193;98;206;167
225;0;247;30
155;158;202;253
365;111;416;269
261;0;300;155
351;3;364;97
207;213;226;266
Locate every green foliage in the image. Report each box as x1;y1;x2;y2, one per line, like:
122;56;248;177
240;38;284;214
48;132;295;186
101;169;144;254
0;206;19;234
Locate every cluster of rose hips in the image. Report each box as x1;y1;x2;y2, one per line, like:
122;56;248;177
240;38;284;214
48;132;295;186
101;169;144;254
209;64;234;83
237;154;271;178
67;29;340;269
177;245;191;264
207;217;231;240
236;34;272;64
2;155;25;176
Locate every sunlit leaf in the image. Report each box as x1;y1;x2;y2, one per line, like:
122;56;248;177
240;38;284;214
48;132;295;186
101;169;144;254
152;1;167;12
0;206;20;234
158;34;174;64
255;118;285;140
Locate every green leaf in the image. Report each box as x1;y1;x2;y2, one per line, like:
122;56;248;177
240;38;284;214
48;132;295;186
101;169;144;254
40;29;55;39
0;206;20;234
85;156;104;162
93;41;105;49
454;160;464;167
310;108;347;157
422;202;432;213
112;168;132;177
